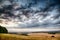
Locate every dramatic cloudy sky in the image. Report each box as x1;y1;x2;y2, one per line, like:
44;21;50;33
0;0;60;29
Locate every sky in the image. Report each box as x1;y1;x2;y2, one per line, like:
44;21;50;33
0;0;60;30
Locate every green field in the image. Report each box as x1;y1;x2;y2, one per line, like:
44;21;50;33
0;33;60;40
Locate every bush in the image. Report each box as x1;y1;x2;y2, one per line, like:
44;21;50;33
0;26;8;33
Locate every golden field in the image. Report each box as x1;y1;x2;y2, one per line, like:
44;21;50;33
0;33;60;40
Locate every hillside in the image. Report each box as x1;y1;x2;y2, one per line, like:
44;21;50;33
0;33;60;40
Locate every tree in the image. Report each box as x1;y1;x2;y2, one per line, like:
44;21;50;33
0;26;8;33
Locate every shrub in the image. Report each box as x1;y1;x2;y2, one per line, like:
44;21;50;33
0;26;8;33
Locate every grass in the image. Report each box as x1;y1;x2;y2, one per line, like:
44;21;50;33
0;33;60;40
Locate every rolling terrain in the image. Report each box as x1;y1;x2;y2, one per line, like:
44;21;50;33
0;33;60;40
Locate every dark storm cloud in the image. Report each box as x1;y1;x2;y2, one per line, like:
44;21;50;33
0;5;14;19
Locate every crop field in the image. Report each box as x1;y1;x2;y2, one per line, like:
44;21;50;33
0;33;60;40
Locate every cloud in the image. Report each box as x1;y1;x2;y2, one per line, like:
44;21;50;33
0;0;60;28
